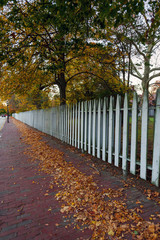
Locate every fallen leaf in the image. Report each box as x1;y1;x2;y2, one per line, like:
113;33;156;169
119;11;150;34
108;229;114;236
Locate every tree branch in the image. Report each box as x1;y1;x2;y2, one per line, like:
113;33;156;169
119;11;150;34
129;39;146;59
150;67;160;73
66;71;121;85
149;73;160;81
39;81;56;90
130;60;143;80
130;72;142;81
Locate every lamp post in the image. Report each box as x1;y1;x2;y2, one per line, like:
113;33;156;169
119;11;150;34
6;100;9;123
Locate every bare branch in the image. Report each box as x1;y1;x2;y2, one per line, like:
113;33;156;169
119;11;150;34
150;67;160;73
141;13;150;29
153;38;160;46
66;71;104;83
130;72;143;81
149;73;160;81
130;60;143;80
129;39;146;59
66;71;121;85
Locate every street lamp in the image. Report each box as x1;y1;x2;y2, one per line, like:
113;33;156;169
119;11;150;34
6;100;9;123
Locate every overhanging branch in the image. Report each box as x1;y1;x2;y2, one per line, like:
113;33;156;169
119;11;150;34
130;60;143;80
149;73;160;81
150;67;160;73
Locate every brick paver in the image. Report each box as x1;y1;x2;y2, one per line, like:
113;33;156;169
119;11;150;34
0;119;92;239
0;118;160;239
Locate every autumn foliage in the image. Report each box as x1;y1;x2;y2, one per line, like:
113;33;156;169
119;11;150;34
13;118;160;240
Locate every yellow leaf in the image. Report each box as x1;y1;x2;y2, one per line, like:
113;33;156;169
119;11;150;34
60;206;70;213
148;224;155;233
108;229;114;236
95;221;101;227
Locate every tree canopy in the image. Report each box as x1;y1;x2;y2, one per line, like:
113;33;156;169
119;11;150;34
2;0;156;108
108;1;160;94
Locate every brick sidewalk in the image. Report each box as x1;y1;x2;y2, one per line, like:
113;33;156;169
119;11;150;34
0;118;160;240
0;119;92;240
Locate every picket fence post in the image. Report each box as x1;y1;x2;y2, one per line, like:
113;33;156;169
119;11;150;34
77;102;81;148
97;99;101;158
65;106;67;142
130;92;138;175
88;100;92;154
81;102;84;150
72;105;75;146
108;96;113;164
115;95;121;167
122;93;129;176
75;103;78;147
67;105;69;143
84;101;87;151
92;99;96;156
152;89;160;186
102;98;107;161
140;90;148;180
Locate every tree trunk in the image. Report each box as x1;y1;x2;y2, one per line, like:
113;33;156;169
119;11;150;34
142;60;150;93
142;43;153;93
57;72;67;105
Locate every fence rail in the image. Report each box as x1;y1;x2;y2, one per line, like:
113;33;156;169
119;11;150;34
13;89;160;187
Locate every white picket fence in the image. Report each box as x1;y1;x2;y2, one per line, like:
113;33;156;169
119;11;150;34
13;89;160;187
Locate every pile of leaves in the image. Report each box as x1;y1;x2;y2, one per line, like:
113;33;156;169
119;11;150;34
13;119;160;240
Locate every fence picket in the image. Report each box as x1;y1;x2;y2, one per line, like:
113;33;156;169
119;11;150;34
97;99;101;158
65;106;67;142
115;95;121;167
78;102;81;149
108;96;113;164
122;93;128;175
67;106;70;143
88;101;92;154
84;101;87;151
152;89;160;186
102;98;107;161
61;106;65;141
130;92;138;175
72;105;75;146
92;100;96;156
60;107;63;140
75;103;78;147
69;105;72;145
140;90;148;180
81;102;84;150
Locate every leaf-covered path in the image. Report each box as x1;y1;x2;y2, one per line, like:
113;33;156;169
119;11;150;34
0;118;160;240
